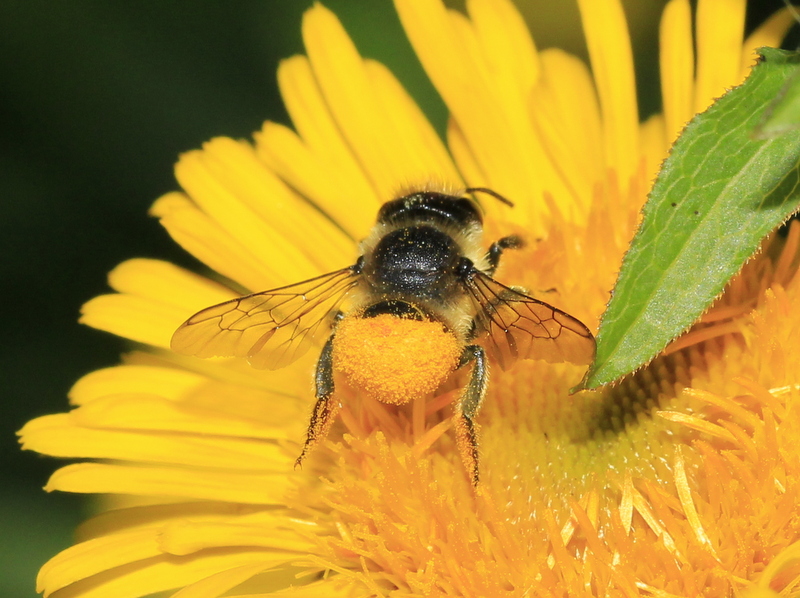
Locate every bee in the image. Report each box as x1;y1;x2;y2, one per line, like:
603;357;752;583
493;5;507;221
171;188;595;484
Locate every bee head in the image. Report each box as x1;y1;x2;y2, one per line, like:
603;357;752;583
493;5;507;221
376;191;483;229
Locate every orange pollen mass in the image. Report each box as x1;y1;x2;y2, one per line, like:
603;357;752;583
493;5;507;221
332;314;462;405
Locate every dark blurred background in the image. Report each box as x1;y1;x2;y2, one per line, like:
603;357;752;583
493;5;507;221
0;1;788;595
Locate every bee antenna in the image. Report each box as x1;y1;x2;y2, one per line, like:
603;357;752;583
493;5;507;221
464;187;514;207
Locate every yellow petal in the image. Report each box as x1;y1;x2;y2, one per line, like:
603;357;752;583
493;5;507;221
363;58;461;189
175;141;322;285
80;294;185;348
640;113;667;182
531;48;604;215
463;0;551;204
275;54;371;179
446;120;485;190
576;0;640;183
40;515;300;595
255;120;376;240
38;528;163;595
108;258;235;312
150;192;279;293
46;463;292;504
444;118;518;232
169;562;283;598
75;502;267;541
118;351;313;413
659;0;695;144
694;0;746;113
20;413;290;469
39;547;290;598
263;54;379;234
189;138;354;271
258;52;464;238
302;4;442;200
159;518;313;556
68;365;208;406
395;0;570;226
70;394;299;439
467;0;539;97
226;579;365;597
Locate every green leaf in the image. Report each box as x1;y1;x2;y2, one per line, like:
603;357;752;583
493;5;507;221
581;47;800;390
754;68;800;139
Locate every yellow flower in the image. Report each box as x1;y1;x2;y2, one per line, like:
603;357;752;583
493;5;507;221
20;0;800;596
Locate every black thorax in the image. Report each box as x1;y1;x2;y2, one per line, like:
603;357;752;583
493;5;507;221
363;225;468;302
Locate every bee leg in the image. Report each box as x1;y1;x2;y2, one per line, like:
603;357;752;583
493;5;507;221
454;345;488;485
485;235;523;276
295;327;340;469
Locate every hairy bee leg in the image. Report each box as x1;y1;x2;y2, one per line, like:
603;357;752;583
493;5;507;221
295;328;340;469
454;345;488;485
485;235;523;275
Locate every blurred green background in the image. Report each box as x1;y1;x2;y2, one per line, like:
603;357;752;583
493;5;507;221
1;1;788;595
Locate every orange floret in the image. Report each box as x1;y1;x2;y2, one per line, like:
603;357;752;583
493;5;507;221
332;314;462;405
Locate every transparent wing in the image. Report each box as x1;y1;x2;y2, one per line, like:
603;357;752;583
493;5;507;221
464;271;595;370
171;267;359;370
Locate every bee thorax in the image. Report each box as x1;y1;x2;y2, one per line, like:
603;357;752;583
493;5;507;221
364;225;463;300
